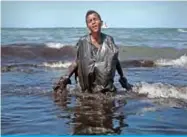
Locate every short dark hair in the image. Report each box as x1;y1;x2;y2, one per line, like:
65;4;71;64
85;10;102;23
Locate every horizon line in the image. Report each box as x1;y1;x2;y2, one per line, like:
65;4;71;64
1;27;187;29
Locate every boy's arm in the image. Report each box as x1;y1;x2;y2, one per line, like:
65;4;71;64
54;40;80;91
67;62;78;79
116;59;133;91
110;36;124;78
116;58;124;78
110;36;133;91
65;39;82;83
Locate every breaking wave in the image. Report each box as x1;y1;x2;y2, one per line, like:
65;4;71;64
1;43;187;71
155;55;187;68
1;43;77;65
41;61;72;68
2;55;187;73
178;28;187;33
45;42;65;49
1;61;73;72
133;82;187;100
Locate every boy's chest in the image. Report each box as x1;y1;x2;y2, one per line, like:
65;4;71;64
90;42;108;61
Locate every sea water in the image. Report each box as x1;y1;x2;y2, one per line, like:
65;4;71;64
1;28;187;135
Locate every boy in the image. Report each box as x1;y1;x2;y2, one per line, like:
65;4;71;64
54;10;132;93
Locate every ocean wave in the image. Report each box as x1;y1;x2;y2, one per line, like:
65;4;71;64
2;55;187;73
1;64;38;73
41;61;72;68
1;84;51;96
178;28;187;33
1;44;77;65
155;55;187;68
45;42;65;49
133;82;187;100
2;43;187;69
120;60;155;68
120;55;187;68
1;61;73;72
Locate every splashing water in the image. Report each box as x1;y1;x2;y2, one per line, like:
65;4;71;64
133;82;187;100
41;61;72;68
45;42;65;49
177;28;187;33
155;55;187;68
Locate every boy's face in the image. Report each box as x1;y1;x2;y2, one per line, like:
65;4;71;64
86;13;102;33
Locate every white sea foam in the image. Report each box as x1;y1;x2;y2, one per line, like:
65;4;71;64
133;82;187;100
41;61;72;68
155;55;187;68
178;28;187;33
45;42;64;49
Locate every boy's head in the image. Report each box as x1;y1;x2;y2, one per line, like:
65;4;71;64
85;10;102;23
85;10;103;33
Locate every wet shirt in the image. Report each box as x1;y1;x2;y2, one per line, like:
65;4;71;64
90;42;99;60
76;33;119;93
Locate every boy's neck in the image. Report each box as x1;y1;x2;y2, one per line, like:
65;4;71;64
91;32;101;43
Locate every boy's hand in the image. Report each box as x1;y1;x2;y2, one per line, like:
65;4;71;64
53;76;71;92
63;77;71;85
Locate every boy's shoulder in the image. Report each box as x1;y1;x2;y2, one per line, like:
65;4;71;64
102;33;114;43
77;33;114;43
79;34;89;41
76;34;89;48
103;33;113;38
